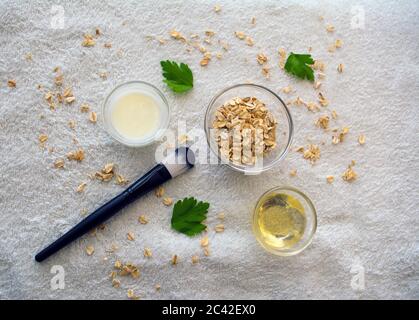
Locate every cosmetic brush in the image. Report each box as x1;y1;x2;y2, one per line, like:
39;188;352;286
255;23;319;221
35;147;195;262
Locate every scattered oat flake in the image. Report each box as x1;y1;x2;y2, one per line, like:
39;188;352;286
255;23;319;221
144;248;152;258
120;263;140;278
204;247;210;256
279;49;286;68
278;48;286;58
54;74;63;86
116;174;129;186
342;165;357;182
82;34;96;47
155;186;165;198
331;110;338;119
112;278;121;288
171;254;178;265
38;134;48;144
65;96;76;104
306;102;320;112
328;44;336;53
85;245;95;256
89;111;97;123
235;31;246;40
155;284;161;291
251;17;256;25
303;144;321;164
200;57;210;67
104;42;112;48
333;126;350;144
257;53;268;65
170;29;186;41
76;182;87;193
326;24;335;32
44;92;53;102
199;46;207;53
312;60;325;71
205;30;215;37
127;232;135;241
67;149;85;161
54;159;65;169
358;134;366;145
7;80;16;87
138;215;148;224
80;103;90;112
68;120;76;129
200;236;209;247
326;175;334;184
316;115;330;129
63;87;72;98
178;134;189;144
245;36;254;46
114;260;122;269
127;289;139;300
337;63;344;73
217;212;225;220
294;97;305;106
214;4;221;12
290;169;297;177
314;81;322;90
215;224;225;233
318;92;329;107
163;197;173;206
56;93;62;104
335;39;343;48
95;163;114;181
261;67;270;78
282;86;292;94
191;255;199;264
106;163;114;173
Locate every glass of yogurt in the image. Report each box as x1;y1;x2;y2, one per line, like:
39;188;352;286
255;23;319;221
102;81;170;147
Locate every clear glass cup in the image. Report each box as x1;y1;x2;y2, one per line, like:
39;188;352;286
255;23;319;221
102;81;170;147
253;186;317;256
204;84;293;174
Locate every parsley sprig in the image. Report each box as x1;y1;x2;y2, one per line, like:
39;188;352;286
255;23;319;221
284;53;315;81
171;197;209;236
160;60;193;93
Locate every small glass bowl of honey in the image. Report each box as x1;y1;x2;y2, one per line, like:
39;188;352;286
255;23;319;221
252;186;317;256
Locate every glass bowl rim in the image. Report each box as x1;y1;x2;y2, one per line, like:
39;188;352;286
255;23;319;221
204;83;294;173
102;80;171;147
252;185;317;256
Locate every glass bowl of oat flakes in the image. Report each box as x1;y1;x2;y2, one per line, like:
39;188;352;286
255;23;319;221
204;84;293;173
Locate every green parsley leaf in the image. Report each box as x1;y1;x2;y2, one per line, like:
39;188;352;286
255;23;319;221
160;60;193;93
171;197;209;236
284;53;315;81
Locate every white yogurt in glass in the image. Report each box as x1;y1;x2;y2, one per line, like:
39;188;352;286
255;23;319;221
103;81;170;147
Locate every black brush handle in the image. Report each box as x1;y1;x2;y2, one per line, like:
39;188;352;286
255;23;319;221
35;164;171;262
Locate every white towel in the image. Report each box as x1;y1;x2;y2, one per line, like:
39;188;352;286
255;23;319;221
0;0;417;299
